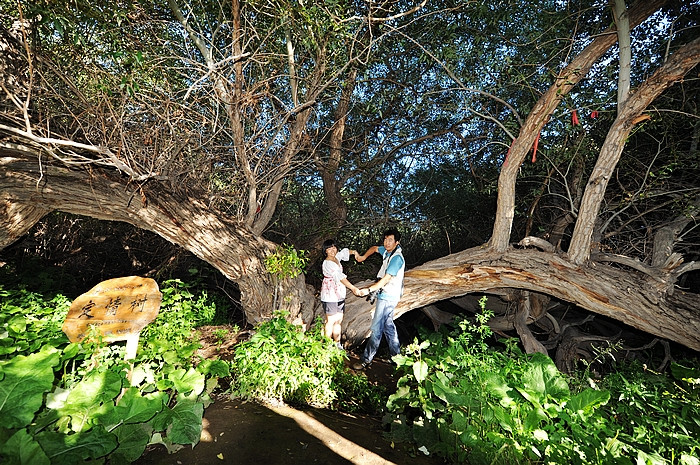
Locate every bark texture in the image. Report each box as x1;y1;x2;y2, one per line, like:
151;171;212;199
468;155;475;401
342;245;700;351
0;143;318;326
3;144;698;351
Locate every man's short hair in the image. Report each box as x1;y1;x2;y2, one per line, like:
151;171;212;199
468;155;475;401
383;228;401;242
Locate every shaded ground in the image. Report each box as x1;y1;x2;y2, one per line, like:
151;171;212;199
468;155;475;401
136;329;445;465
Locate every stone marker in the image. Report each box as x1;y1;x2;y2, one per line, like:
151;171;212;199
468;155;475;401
62;276;161;347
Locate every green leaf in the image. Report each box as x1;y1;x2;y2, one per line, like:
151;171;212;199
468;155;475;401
102;388;167;427
0;428;50;465
7;315;27;335
168;399;203;446
680;454;700;465
483;372;515;407
0;347;61;428
432;374;471;406
58;370;122;432
565;388;610;421
36;425;118;464
523;406;547;432
671;362;700;384
636;449;668;465
451;409;467;433
413;360;428;383
168;367;205;396
387;384;411;410
197;359;230;378
109;422;153;463
520;353;569;405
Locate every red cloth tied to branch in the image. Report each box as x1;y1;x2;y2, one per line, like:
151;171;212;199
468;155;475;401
532;133;540;163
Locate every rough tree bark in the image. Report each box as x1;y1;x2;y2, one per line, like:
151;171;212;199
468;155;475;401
342;245;700;351
489;0;668;252
0;143;318;326
569;37;700;264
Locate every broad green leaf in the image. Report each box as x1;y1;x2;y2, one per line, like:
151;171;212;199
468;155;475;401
671;362;700;384
168;399;203;446
58;370;122;433
0;428;50;465
110;422;153;463
387;385;411;410
523;406;548;431
432;375;471;406
168;367;205;396
451;409;467;433
636;449;667;465
520;353;569;405
7;315;27;335
483;372;515;407
102;388;167;427
492;404;515;433
197;359;230;378
680;454;700;465
36;425;118;464
413;360;428;383
151;404;173;432
0;347;60;428
565;388;610;421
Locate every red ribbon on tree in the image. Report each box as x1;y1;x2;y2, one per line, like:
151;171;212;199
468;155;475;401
532;133;540;163
571;110;580;126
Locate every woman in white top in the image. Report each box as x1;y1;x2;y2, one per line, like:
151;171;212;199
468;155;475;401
320;239;361;349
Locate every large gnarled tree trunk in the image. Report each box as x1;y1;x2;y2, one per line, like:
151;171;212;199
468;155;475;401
0;143;317;326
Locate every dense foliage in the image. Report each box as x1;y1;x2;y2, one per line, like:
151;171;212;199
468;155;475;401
386;298;700;464
0;271;230;464
231;311;386;412
0;269;386;463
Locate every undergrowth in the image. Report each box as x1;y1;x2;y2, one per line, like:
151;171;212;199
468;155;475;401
385;297;700;464
231;311;386;413
3;265;698;465
0;270;230;465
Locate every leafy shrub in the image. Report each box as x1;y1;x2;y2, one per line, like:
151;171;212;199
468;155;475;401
0;277;230;464
264;244;309;279
138;278;227;365
0;285;71;357
332;369;387;414
231;311;348;407
599;361;700;465
385;297;700;465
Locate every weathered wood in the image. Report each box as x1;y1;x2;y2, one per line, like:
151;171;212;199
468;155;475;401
490;0;669;252
342;246;700;351
569;37;700;264
3;142;699;351
62;276;161;343
0;143;319;327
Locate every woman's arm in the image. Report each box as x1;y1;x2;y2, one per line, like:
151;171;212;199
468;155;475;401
340;278;360;296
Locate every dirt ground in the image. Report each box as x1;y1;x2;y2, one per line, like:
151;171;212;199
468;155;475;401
135;330;445;465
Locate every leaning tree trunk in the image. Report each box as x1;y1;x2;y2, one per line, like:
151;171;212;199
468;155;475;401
0;143;318;326
489;0;668;252
569;37;700;264
342;244;700;352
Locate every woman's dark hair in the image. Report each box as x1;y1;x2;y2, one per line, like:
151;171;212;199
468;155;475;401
322;238;337;255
